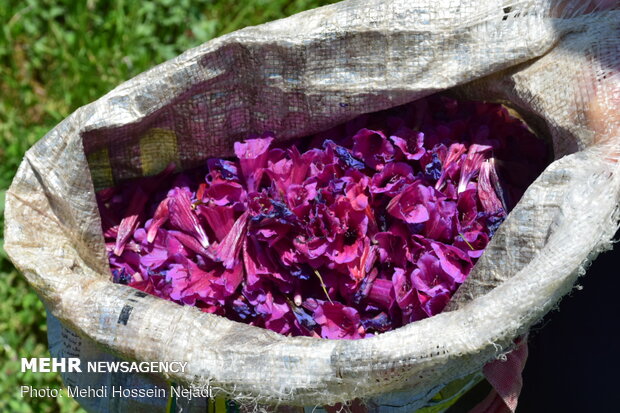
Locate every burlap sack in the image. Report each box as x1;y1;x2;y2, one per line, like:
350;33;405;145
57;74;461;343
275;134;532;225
5;0;619;411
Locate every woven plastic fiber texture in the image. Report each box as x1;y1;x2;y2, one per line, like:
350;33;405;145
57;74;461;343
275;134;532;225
4;0;619;411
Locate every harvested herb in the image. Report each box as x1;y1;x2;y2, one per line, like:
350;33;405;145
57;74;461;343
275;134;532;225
98;95;547;339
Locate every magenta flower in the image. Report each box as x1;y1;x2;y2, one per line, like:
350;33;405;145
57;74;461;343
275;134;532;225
326;199;369;264
390;127;426;160
197;204;235;242
343;173;369;211
435;143;465;190
114;187;148;256
101;93;547;340
418;290;451;317
167;230;213;259
454;230;489;259
430;242;472;284
312;301;364;339
374;230;410;268
133;227;169;269
203;176;246;207
234;134;274;191
477;159;505;213
168;187;211;249
370;162;415;196
348;239;377;283
352;128;395;171
286;182;317;216
387;182;431;224
146;198;170;243
458;144;492;193
424;197;457;242
392;267;426;323
212;210;249;269
412;253;453;295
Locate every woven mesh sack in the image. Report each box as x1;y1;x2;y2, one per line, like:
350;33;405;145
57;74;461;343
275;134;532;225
5;0;619;411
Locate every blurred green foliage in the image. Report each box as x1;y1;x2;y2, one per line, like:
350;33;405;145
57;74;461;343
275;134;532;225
0;1;338;411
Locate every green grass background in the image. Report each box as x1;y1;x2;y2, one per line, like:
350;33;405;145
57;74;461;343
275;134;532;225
0;1;339;411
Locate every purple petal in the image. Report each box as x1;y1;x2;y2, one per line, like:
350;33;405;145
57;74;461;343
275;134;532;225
234;136;274;191
387;183;431;224
374;231;408;267
168;230;214;259
205;179;246;206
477;159;506;213
369;162;414;195
197;204;235;242
168;187;210;248
420;290;451;317
458;144;492;193
114;187;148;256
430;242;472;283
213;211;249;269
352;128;395;171
390;128;425;160
411;253;454;294
435;143;466;190
147;197;170;243
424;198;457;242
313;301;363;339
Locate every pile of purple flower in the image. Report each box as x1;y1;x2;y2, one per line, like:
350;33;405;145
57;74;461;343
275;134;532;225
98;95;548;339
